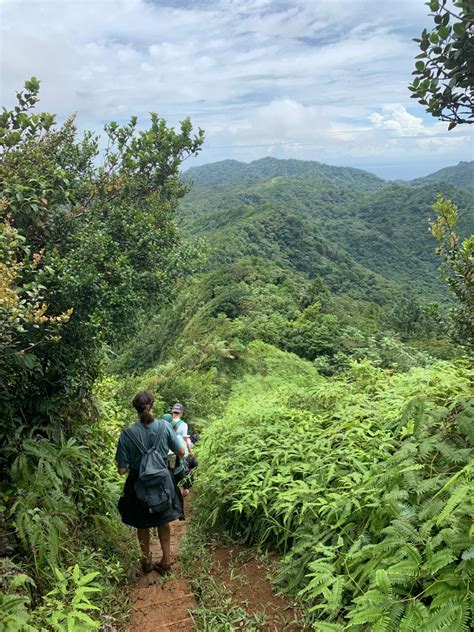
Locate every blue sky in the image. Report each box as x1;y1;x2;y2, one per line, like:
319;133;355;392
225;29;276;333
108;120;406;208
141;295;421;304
1;0;472;179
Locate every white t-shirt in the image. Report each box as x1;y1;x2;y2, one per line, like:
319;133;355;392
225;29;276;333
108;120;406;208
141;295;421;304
176;421;193;448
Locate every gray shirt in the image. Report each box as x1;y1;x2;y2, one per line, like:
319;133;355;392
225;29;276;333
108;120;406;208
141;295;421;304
115;419;182;470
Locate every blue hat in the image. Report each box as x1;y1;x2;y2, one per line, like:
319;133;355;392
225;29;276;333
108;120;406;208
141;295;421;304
172;402;184;413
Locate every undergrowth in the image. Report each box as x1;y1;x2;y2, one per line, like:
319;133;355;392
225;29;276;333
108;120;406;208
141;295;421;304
192;341;473;631
1;379;139;631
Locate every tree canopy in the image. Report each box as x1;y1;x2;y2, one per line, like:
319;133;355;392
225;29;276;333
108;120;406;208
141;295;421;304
0;78;204;433
410;0;474;128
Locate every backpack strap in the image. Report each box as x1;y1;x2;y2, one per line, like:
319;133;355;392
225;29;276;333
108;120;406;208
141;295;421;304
124;420;166;454
152;420;166;449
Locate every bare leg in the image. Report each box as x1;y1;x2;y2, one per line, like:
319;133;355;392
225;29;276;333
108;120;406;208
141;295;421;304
157;523;171;567
137;528;151;564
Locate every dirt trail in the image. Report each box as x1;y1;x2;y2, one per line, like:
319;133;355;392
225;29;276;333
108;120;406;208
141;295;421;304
127;516;196;632
212;545;307;631
126;504;305;631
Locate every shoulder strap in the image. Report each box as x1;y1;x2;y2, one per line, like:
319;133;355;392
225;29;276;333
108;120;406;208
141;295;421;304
123;425;148;455
152;420;166;449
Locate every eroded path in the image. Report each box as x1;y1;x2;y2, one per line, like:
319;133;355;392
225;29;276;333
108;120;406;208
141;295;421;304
127;516;195;632
211;545;307;631
126;500;306;631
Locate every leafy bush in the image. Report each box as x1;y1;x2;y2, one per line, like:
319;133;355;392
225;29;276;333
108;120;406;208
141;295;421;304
0;78;203;433
0;79;203;627
1;562;103;631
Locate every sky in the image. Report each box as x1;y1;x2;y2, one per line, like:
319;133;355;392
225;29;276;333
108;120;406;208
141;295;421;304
1;0;473;180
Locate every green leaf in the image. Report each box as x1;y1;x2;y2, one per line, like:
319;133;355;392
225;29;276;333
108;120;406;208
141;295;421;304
438;25;449;39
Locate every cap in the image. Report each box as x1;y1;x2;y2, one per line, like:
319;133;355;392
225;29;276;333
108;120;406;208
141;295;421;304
171;402;184;413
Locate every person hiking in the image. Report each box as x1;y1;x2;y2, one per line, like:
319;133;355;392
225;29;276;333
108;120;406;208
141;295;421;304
116;390;185;574
164;408;192;496
171;403;193;452
172;402;198;473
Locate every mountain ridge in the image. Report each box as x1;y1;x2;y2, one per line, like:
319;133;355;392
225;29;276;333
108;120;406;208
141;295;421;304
183;156;386;191
183;156;473;191
180;169;474;301
410;160;474;191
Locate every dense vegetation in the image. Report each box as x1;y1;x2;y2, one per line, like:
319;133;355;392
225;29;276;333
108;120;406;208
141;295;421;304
180;160;474;301
184;157;386;191
1;81;472;631
195;342;472;630
0;80;204;629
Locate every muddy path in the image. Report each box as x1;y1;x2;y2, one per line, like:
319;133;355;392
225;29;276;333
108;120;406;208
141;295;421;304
126;500;306;631
127;517;196;632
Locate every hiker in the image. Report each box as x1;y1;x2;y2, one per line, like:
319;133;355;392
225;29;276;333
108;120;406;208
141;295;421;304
171;402;193;452
171;402;198;471
164;408;192;496
116;390;185;574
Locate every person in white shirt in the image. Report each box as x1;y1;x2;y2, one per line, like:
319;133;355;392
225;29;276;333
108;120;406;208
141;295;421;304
171;403;193;452
170;403;194;497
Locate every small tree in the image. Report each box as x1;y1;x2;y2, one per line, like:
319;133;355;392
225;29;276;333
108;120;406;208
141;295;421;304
430;195;473;346
410;0;474;128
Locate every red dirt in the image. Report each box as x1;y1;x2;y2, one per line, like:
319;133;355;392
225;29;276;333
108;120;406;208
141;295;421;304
211;545;307;631
126;500;306;631
127;514;196;632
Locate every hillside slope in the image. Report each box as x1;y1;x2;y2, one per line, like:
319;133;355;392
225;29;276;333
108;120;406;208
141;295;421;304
180;174;474;300
411;160;474;191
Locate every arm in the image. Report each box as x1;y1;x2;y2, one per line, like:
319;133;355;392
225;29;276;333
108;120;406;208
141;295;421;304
168;425;185;457
177;422;193;452
115;434;130;475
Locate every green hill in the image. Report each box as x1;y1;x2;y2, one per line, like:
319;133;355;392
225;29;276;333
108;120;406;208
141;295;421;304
179;175;474;300
411;160;474;191
183;156;386;191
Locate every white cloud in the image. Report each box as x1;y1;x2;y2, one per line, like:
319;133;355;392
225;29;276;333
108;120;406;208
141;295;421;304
206;99;471;164
370;105;428;137
0;0;472;178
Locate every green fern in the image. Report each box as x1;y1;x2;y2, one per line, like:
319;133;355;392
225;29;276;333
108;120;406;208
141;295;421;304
192;349;473;631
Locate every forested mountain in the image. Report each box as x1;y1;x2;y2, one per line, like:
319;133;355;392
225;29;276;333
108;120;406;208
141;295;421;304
3;81;472;632
117;158;472;631
411;160;474;191
183;156;386;191
179;165;474;300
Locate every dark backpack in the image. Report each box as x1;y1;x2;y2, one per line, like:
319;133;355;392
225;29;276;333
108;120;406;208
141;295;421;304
124;421;173;514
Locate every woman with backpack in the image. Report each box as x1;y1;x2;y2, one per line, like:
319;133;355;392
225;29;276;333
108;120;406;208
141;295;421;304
116;390;185;574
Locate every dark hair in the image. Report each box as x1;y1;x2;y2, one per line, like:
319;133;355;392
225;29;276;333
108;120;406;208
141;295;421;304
132;390;155;426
